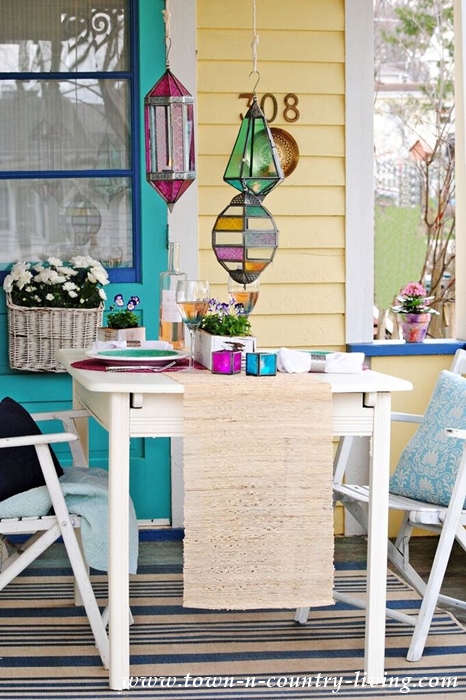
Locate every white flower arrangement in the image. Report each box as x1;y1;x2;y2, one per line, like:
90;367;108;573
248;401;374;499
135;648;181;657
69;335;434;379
3;256;110;309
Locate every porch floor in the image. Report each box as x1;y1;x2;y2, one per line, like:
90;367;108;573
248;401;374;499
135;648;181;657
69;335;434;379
343;535;466;626
24;534;466;626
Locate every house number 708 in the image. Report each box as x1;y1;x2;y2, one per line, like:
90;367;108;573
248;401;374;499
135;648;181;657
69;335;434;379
239;93;300;123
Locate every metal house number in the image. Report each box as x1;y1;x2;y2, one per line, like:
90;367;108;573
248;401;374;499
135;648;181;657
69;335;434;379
239;93;300;123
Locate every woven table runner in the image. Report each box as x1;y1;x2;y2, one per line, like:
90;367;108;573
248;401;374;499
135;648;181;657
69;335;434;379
171;372;334;610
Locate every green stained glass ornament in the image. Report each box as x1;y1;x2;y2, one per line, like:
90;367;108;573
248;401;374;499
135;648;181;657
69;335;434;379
223;97;284;200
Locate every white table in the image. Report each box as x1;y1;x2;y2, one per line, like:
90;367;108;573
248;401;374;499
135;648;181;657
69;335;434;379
57;349;412;690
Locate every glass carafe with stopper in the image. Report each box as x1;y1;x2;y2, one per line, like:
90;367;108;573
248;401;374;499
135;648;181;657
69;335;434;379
159;242;187;350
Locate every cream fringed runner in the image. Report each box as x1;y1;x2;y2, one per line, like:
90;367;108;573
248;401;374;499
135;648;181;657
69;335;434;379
172;372;335;610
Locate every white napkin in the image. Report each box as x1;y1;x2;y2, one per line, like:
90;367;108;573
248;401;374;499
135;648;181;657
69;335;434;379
277;348;365;374
142;340;173;350
91;340;127;351
90;340;173;352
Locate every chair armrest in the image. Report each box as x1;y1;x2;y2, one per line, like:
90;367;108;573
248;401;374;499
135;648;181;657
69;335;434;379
391;412;423;423
0;432;78;449
30;410;89;468
31;409;89;422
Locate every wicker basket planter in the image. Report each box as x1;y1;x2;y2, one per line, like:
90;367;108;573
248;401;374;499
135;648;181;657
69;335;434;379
6;295;103;372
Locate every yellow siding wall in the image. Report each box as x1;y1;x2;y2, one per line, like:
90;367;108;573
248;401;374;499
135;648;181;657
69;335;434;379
197;0;346;350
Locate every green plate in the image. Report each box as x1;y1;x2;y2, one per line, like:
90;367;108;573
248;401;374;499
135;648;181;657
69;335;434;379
87;349;188;364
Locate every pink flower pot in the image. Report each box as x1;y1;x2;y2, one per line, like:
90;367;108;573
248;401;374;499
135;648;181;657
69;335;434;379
400;313;431;343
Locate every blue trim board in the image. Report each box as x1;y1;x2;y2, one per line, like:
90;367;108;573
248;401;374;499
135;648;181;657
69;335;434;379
139;528;184;541
348;339;466;357
10;528;185;545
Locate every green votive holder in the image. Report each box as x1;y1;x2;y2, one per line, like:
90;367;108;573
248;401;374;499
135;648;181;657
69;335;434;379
245;352;277;376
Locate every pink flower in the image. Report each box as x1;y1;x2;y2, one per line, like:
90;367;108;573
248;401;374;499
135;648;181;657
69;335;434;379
390;280;438;316
400;282;427;298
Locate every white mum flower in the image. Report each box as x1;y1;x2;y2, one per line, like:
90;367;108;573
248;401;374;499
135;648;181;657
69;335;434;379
63;282;78;292
49;273;66;285
46;293;54;301
99;288;107;300
68;290;78;298
90;266;109;285
71;255;94;269
48;257;63;267
35;269;54;284
15;269;33;289
3;274;14;293
12;261;30;271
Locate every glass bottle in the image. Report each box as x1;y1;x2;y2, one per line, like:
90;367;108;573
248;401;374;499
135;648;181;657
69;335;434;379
159;241;187;349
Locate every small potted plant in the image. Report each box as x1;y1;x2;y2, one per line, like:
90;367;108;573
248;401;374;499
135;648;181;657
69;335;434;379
98;293;146;345
390;282;439;343
194;298;256;369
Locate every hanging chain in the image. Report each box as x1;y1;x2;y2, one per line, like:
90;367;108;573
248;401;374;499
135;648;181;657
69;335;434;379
250;0;260;95
162;0;172;68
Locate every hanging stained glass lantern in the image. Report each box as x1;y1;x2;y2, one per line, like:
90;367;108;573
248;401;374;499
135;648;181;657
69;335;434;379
144;1;195;211
90;134;129;208
61;193;102;247
223;96;283;200
212;193;278;284
144;71;195;210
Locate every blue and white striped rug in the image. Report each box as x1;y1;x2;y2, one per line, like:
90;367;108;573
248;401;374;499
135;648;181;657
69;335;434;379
0;556;465;699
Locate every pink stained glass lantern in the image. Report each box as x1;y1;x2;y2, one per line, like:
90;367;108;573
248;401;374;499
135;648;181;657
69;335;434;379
144;69;196;211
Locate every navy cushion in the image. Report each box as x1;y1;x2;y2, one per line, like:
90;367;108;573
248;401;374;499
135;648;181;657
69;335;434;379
0;397;64;501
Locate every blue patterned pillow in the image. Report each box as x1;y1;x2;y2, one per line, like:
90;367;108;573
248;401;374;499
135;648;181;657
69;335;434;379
389;370;466;507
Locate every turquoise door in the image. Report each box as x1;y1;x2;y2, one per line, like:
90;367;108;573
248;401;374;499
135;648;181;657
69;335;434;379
0;0;172;521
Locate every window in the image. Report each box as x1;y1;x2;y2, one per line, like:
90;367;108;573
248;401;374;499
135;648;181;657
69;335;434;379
0;0;139;282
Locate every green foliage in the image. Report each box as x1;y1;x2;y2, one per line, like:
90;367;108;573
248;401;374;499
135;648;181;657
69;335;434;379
375;205;427;310
107;308;140;329
380;0;454;104
200;313;251;337
200;299;251;337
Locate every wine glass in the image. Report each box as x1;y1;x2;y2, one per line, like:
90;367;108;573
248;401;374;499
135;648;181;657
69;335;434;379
176;280;210;372
228;276;260;316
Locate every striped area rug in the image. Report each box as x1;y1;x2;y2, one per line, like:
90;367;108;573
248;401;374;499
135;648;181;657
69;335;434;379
0;557;465;699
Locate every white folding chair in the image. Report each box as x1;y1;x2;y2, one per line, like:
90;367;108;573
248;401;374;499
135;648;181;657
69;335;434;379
296;350;466;662
0;409;109;669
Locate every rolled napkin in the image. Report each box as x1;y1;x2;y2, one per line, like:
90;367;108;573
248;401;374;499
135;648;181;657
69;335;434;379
277;348;365;374
90;339;173;352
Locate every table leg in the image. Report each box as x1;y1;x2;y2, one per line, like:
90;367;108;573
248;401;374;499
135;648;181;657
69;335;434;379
364;391;391;682
108;393;131;690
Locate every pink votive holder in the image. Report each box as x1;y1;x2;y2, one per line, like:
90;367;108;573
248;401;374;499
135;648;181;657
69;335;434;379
211;350;242;374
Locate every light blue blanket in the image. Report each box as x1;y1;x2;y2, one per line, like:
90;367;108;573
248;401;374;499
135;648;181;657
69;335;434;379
0;467;138;574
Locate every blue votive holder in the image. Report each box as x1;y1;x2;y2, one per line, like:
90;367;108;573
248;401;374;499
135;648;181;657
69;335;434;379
211;350;242;374
245;352;277;376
